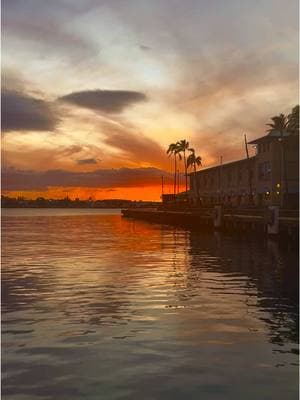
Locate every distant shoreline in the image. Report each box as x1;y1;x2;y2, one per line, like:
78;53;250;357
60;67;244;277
1;196;161;209
1;205;157;209
1;206;124;209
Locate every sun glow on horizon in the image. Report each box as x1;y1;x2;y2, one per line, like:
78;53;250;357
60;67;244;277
3;184;186;202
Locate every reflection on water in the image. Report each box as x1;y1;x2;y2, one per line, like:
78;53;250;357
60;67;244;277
2;209;299;400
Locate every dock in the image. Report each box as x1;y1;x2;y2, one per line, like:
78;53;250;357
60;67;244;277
121;207;299;239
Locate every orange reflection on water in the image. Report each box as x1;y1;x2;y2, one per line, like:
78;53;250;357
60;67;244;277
2;209;298;400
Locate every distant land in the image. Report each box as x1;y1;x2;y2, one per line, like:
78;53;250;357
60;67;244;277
1;196;160;209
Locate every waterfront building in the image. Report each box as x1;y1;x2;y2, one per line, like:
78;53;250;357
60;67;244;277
189;133;299;208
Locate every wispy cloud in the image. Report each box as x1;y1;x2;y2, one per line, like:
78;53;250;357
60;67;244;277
1;0;298;188
98;119;168;168
139;44;152;51
2;0;99;63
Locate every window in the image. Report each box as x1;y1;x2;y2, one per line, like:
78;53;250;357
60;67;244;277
258;162;271;180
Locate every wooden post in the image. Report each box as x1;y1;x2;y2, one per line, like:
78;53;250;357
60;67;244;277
219;156;223;204
267;206;280;235
244;134;254;205
213;205;223;228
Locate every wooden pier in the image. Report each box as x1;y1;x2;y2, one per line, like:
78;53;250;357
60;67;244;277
121;207;299;239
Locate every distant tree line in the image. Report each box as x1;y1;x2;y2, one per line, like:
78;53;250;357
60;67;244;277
1;196;160;208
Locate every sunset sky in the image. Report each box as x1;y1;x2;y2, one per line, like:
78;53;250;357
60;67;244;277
2;0;299;200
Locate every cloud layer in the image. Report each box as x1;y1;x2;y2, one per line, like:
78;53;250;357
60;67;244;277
2;167;173;191
2;89;59;132
58;90;147;113
1;0;298;198
76;158;98;165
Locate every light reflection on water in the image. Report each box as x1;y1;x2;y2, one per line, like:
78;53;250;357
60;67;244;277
2;209;299;400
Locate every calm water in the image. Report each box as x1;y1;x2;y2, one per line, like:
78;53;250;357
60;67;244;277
2;208;299;400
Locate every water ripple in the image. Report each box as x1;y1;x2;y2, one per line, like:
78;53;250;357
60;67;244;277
2;209;299;400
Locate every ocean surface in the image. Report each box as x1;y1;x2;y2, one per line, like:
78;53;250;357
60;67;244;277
2;208;299;400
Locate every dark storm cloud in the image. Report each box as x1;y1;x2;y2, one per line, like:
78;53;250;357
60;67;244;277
58;90;147;113
2;167;173;191
77;158;98;165
1;89;59;132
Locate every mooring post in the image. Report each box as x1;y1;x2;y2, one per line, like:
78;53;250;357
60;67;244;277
267;206;280;235
213;205;223;229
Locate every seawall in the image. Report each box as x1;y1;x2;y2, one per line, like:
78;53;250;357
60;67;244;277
121;207;299;241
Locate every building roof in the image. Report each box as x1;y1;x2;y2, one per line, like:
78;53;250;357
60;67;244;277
248;132;290;144
188;156;255;176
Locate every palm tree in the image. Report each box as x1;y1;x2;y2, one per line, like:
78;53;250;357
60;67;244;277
266;113;288;207
287;105;299;135
266;114;288;137
167;142;181;196
187;149;202;203
177;139;190;192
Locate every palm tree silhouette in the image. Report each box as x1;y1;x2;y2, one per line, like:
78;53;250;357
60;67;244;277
266;113;288;207
287;105;299;135
177;139;190;192
167;142;182;196
187;149;202;204
267;114;288;137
